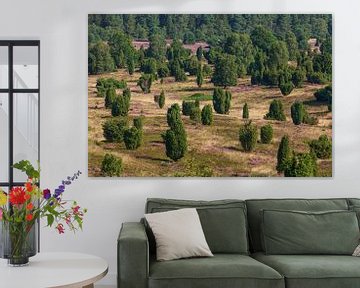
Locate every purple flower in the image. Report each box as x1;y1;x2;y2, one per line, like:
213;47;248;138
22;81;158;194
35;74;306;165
54;171;82;199
54;189;63;198
43;189;51;200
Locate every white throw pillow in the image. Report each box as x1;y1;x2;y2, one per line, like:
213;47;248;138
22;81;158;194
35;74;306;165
145;208;213;261
353;244;360;256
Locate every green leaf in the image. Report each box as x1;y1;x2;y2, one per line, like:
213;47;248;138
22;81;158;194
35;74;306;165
47;214;54;227
12;160;40;180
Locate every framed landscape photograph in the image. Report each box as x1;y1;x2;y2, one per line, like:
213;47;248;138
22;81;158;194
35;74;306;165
88;14;332;177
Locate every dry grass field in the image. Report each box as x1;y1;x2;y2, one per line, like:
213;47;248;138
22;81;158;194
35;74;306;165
88;69;332;177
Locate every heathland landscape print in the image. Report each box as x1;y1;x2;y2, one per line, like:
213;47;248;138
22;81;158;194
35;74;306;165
88;14;332;177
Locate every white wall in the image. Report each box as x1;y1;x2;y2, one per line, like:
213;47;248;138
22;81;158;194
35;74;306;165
1;0;360;286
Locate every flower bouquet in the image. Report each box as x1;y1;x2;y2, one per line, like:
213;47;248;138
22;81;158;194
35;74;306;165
0;160;86;266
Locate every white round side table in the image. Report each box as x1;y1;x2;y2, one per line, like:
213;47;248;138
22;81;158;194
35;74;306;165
0;252;108;288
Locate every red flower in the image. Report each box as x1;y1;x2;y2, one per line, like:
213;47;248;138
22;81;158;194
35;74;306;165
25;182;33;192
26;203;34;210
72;205;80;215
9;187;26;205
24;193;31;201
56;223;65;234
26;214;33;221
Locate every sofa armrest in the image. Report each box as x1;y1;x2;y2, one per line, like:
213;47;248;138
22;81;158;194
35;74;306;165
118;222;149;288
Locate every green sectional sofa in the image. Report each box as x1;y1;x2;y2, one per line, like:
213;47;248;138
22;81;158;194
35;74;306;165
118;198;360;288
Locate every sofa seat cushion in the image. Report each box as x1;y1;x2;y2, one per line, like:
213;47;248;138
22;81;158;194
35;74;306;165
149;254;284;288
252;252;360;288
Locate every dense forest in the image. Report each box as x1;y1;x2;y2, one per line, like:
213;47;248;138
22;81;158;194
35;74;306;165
88;14;331;46
88;14;332;177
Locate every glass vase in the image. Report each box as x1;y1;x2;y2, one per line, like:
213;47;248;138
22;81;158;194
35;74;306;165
0;220;37;266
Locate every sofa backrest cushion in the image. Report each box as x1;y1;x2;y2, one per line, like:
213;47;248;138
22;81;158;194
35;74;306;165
261;209;359;255
348;198;360;207
145;198;249;254
246;198;349;252
347;199;360;228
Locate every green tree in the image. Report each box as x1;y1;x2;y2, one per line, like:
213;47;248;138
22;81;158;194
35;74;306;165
307;72;328;84
292;67;306;88
196;46;203;61
164;104;187;161
158;90;165;108
202;64;212;77
167;104;182;130
265;100;286;121
278;68;292;86
313;53;332;75
276;135;291;173
309;134;332;159
196;65;204;88
320;37;332;55
123;127;141;150
262;69;280;86
250;49;266;85
111;88;131;117
147;33;167;61
97;78;127;93
201;105;213;125
242;103;249;119
291;101;305;125
260;124;273;144
105;87;116;109
137;74;153;93
157;63;170;79
212;54;238;87
108;31;135;69
182;101;196;116
285;31;299;61
251;25;277;52
189;106;201;123
88;42;115;75
173;61;187;82
279;81;294;96
133;116;143;130
284;152;317;177
103;118;128;142
183;30;196;44
184;56;199;76
164;129;187;161
314;85;332;102
140;58;157;75
96;78;127;97
267;41;289;71
212;88;232;114
224;33;254;77
303;111;319;126
274;14;291;39
101;154;123;177
239;120;258;152
167;39;190;61
127;55;135;75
